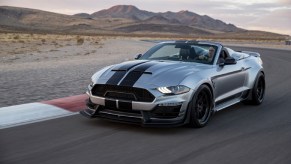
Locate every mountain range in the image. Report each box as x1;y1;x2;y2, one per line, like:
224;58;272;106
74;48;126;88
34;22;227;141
76;5;241;33
0;5;287;38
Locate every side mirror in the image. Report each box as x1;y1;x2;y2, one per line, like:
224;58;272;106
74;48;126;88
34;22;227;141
135;54;143;59
224;57;237;65
219;57;236;66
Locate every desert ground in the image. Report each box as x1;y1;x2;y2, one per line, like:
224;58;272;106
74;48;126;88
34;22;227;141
0;33;154;107
1;33;291;107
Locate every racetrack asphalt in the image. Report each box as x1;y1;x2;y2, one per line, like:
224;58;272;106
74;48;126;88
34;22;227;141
1;47;291;164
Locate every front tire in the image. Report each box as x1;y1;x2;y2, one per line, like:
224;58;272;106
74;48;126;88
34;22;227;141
188;85;213;128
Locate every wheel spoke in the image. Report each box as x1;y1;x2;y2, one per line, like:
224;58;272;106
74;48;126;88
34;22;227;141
256;79;264;100
195;91;210;120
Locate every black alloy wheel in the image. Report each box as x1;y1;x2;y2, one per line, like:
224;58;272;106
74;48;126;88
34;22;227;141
189;85;213;128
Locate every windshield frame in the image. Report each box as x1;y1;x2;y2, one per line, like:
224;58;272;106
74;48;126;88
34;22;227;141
139;42;220;65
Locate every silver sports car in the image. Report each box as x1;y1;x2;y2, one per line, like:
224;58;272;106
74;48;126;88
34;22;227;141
80;41;265;128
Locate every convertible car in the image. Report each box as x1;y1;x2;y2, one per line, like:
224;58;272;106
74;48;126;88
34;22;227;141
80;40;265;128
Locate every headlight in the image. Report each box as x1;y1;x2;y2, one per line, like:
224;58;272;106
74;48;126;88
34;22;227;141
157;85;190;95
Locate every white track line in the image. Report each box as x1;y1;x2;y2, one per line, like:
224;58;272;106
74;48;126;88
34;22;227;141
0;103;76;129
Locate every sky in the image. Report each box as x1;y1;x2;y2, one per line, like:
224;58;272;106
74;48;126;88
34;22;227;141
1;0;291;35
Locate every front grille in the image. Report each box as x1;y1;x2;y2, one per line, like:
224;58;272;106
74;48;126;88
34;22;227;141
105;92;136;101
91;84;155;102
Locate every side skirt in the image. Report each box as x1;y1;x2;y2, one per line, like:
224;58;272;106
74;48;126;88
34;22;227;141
214;92;246;112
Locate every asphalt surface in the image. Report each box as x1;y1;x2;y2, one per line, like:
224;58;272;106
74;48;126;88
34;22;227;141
1;47;291;164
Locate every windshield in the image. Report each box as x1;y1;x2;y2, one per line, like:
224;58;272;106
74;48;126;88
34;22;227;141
140;43;218;64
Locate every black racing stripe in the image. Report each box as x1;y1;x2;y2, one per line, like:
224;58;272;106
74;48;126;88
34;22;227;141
106;71;127;85
106;61;148;85
112;60;148;71
119;62;157;86
119;71;142;86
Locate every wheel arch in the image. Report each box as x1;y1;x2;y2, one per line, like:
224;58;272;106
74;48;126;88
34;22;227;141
245;69;265;101
260;70;265;76
253;69;265;88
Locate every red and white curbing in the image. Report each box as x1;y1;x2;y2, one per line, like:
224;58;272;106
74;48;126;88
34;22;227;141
0;94;88;129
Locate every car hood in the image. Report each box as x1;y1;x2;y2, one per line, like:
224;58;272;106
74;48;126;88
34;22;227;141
94;60;211;88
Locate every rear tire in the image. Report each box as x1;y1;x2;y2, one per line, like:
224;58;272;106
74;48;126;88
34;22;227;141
245;72;265;105
188;85;213;128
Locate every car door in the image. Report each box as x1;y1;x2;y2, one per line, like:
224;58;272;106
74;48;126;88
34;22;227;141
211;49;248;105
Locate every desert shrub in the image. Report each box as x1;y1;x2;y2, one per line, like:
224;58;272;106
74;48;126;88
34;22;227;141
51;41;58;45
14;35;20;39
77;37;84;45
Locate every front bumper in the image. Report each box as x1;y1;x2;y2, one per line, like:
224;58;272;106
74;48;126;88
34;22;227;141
80;91;193;127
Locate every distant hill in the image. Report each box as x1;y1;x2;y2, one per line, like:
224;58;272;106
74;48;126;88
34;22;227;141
0;5;288;39
89;5;242;33
91;5;154;20
143;15;179;24
73;13;92;19
0;6;110;34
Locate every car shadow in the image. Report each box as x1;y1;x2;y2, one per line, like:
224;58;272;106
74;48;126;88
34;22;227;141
79;102;258;136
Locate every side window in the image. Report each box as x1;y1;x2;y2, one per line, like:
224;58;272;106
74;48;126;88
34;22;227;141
221;49;230;59
221;50;227;59
223;48;230;58
217;49;229;64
